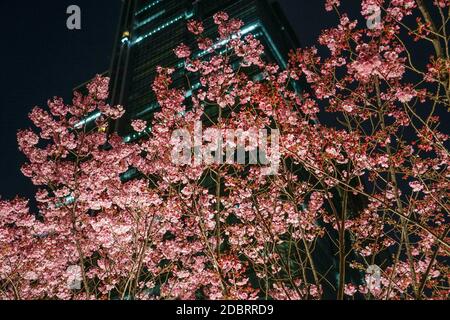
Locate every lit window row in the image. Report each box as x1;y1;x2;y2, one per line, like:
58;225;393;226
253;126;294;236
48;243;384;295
135;0;163;16
135;9;166;29
194;22;260;60
74;111;102;129
133;11;193;45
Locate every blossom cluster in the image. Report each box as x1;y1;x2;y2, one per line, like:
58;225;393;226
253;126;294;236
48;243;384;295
1;2;449;300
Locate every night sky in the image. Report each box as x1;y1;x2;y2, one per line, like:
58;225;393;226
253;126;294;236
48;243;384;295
0;1;373;201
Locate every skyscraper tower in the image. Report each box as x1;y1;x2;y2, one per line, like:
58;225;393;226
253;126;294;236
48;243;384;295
108;0;299;137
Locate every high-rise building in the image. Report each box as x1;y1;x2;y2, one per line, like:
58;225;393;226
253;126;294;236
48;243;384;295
108;0;299;137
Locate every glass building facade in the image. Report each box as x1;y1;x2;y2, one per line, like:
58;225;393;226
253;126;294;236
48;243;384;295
107;0;299;136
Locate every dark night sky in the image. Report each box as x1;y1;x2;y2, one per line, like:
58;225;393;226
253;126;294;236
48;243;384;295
0;1;365;200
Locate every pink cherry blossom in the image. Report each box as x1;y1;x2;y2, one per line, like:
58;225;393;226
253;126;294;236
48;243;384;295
1;3;449;301
187;20;204;35
131;119;147;133
174;43;191;59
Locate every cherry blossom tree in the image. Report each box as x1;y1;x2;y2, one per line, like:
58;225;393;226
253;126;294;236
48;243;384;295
1;0;449;300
